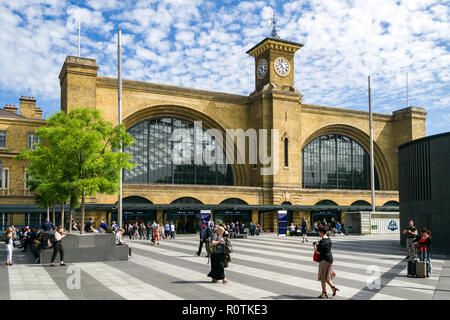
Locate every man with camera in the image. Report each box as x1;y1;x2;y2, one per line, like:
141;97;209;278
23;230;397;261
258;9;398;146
402;220;418;259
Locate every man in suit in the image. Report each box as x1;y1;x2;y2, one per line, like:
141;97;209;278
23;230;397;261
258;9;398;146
196;221;211;256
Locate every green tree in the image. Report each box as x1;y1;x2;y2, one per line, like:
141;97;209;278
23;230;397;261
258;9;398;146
18;108;134;234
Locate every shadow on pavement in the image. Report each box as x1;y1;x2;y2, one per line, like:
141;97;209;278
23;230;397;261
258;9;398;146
172;280;213;284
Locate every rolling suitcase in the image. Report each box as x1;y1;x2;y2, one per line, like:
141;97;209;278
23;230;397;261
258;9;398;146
407;259;416;277
415;261;429;278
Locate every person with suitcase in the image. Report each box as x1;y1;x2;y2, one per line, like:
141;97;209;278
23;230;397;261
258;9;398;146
417;228;432;276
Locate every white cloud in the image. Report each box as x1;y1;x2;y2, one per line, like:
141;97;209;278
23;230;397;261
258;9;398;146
0;0;448;136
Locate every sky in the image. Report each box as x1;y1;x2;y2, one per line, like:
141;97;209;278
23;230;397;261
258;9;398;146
0;0;449;136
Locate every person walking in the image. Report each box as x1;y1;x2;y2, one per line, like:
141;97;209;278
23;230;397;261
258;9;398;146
301;217;308;243
153;224;161;245
3;227;16;265
402;220;418;259
170;222;175;239
207;226;229;284
41;218;55;232
330;218;337;236
50;226;67;267
314;226;339;298
196;221;210;256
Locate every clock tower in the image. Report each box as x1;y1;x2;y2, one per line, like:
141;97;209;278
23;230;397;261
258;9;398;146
246;37;303;91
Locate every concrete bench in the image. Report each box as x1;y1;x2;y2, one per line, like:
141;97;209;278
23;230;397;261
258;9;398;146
234;233;248;239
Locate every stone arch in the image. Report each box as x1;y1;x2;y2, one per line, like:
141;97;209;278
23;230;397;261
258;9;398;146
219;198;248;205
170;197;203;204
123;104;247;186
351;200;371;206
383;200;399;206
302;124;392;190
315;199;338;206
114;195;153;205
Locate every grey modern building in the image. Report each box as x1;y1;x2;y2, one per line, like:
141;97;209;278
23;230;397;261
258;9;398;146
398;132;450;253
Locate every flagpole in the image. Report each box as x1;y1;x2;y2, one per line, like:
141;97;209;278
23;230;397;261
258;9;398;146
368;76;375;213
118;29;123;229
78;10;81;57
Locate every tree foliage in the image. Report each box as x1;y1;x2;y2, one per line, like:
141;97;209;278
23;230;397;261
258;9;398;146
17;108;134;230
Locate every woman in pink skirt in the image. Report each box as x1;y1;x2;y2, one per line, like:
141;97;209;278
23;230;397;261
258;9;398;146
314;226;339;298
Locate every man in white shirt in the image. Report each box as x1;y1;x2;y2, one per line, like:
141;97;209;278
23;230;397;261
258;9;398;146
170;222;176;239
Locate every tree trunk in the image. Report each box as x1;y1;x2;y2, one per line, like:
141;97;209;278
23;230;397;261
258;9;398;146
46;206;50;221
80;191;85;235
61;202;65;231
52;204;56;226
68;203;72;234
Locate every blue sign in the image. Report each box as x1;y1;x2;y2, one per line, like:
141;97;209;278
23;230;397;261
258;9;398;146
278;210;288;236
200;210;211;222
388;220;398;231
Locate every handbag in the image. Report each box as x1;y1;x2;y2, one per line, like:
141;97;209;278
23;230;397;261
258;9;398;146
313;250;319;262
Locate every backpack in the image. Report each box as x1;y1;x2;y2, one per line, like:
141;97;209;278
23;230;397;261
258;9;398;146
205;239;215;256
224;238;233;254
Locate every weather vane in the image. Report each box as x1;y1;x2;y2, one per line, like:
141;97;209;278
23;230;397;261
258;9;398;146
269;11;280;39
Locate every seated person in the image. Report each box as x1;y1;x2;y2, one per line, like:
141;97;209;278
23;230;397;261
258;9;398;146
85;217;96;232
116;228;125;245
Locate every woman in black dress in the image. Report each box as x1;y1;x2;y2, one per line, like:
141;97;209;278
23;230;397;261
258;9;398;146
314;226;339;298
207;226;229;284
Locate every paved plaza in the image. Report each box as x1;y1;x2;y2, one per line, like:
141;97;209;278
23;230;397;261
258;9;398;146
0;233;448;300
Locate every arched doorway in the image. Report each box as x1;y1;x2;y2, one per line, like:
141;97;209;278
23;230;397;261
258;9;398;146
215;198;251;227
351;200;371;206
311;200;340;225
167;197;203;234
383;201;399;207
112;196;156;227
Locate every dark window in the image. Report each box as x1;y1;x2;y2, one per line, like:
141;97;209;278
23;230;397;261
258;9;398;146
0;131;5;148
302;134;380;190
284;138;289;167
28;133;42;150
124;117;233;186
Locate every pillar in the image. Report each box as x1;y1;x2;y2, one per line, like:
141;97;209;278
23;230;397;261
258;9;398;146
156;210;164;225
251;210;258;225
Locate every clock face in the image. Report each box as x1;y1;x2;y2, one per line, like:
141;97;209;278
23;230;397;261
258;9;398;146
274;57;290;77
257;59;268;79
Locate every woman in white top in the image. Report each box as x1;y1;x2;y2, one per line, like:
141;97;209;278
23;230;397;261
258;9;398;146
5;227;15;265
50;226;67;267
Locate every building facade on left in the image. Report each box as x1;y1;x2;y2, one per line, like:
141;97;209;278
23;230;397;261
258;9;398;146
0;97;45;230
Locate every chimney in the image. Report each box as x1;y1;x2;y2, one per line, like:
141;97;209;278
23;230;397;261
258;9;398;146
19;96;42;119
4;104;18;114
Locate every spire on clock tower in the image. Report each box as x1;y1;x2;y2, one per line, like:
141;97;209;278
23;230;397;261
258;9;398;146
269;12;280;39
246;18;303;91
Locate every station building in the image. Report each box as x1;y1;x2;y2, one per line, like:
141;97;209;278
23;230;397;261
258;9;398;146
0;35;427;233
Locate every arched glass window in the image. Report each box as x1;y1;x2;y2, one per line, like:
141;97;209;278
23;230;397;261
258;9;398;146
124;117;233;185
302;134;380;190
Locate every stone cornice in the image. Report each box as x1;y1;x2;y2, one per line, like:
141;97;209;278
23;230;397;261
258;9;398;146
124;183;263;194
302;104;393;121
0;117;45;126
246;38;303;57
300;189;399;195
97;77;250;105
